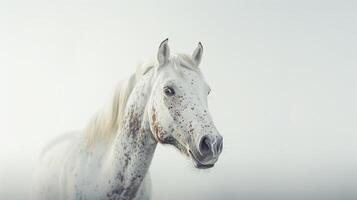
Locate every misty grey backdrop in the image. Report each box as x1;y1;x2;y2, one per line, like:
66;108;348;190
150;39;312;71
1;0;356;199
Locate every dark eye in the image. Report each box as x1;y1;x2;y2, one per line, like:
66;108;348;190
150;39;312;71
208;89;211;95
164;86;175;96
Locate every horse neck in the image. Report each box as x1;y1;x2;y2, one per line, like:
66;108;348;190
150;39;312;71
104;72;157;199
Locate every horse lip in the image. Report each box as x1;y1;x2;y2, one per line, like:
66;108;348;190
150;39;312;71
189;150;214;169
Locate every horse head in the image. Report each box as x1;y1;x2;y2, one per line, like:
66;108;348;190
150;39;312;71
148;39;223;169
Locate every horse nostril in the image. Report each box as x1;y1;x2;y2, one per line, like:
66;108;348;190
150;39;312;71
199;135;211;155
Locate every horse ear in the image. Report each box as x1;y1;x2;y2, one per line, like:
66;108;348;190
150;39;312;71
192;42;203;66
157;38;170;66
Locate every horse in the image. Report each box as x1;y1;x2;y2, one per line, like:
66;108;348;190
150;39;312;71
32;39;223;200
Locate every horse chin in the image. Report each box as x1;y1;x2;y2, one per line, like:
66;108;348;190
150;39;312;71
189;150;215;169
193;162;215;169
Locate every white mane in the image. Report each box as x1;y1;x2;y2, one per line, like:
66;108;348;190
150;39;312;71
84;54;198;144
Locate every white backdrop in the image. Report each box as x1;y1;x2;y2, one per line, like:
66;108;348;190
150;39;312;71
1;0;357;199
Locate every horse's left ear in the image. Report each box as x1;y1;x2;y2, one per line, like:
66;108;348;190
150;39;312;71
192;42;203;66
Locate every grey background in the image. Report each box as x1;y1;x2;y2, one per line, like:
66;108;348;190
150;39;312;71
1;0;356;199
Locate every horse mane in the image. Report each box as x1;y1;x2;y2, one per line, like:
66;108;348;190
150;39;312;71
84;54;198;145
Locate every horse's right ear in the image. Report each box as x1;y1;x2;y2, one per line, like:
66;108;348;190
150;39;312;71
157;38;170;66
192;42;203;66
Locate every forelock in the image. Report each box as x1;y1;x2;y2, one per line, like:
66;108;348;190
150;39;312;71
173;54;201;74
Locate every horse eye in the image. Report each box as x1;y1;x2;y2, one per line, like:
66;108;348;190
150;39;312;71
163;86;175;96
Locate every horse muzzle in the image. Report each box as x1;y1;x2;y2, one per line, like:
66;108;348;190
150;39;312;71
189;134;223;169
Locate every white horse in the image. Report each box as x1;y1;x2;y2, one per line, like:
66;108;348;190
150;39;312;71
33;39;223;200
